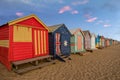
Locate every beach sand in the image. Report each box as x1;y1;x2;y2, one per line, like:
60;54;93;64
0;44;120;80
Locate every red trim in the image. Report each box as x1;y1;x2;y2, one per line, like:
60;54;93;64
55;33;60;54
9;26;13;62
32;29;35;58
71;44;75;46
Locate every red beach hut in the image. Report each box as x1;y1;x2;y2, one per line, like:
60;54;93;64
0;14;50;72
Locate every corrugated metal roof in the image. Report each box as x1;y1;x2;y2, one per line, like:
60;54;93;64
48;24;64;32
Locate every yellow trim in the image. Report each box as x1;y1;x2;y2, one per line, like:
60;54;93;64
34;30;37;55
8;14;49;31
14;24;46;30
0;40;9;47
44;31;46;53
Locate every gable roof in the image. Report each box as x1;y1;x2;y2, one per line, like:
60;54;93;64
70;28;85;37
83;30;91;37
48;24;71;35
70;29;78;34
48;24;64;32
91;33;96;37
1;14;48;30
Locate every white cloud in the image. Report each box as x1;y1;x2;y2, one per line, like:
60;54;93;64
86;17;98;22
103;24;111;27
71;10;79;14
16;12;24;17
59;6;72;14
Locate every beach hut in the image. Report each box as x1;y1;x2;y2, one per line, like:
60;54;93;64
90;33;96;49
101;36;105;48
112;40;116;45
48;24;71;58
95;35;101;48
112;40;115;45
83;30;91;50
0;14;50;71
105;38;110;47
109;39;113;46
70;29;85;54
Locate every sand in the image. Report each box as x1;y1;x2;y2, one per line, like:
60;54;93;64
0;44;120;80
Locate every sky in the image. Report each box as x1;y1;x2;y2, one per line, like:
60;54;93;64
0;0;120;41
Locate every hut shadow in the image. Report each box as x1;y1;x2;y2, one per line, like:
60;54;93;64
55;54;72;62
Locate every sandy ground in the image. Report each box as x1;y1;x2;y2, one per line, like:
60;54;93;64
0;44;120;80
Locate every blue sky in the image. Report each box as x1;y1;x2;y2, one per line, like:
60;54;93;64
0;0;120;41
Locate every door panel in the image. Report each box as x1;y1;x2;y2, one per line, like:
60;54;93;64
61;35;70;55
33;29;47;57
77;36;82;50
55;33;60;54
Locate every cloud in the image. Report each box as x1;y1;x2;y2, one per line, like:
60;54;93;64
86;17;98;22
84;14;91;19
84;14;98;22
59;6;79;15
71;10;79;14
95;20;112;28
72;0;89;5
59;6;72;14
103;24;111;27
16;12;24;17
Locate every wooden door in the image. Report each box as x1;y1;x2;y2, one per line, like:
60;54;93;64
61;34;70;55
33;29;48;57
77;36;82;50
55;33;61;54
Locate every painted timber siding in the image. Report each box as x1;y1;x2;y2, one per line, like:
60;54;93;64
101;36;105;47
70;29;85;53
109;39;113;46
11;20;49;61
71;36;75;53
0;14;49;70
83;31;91;50
105;39;110;47
85;33;91;49
13;25;32;42
48;24;71;56
91;34;96;49
0;26;9;40
0;25;10;70
95;35;100;48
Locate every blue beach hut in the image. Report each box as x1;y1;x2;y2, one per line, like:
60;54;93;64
95;35;101;48
48;24;71;58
